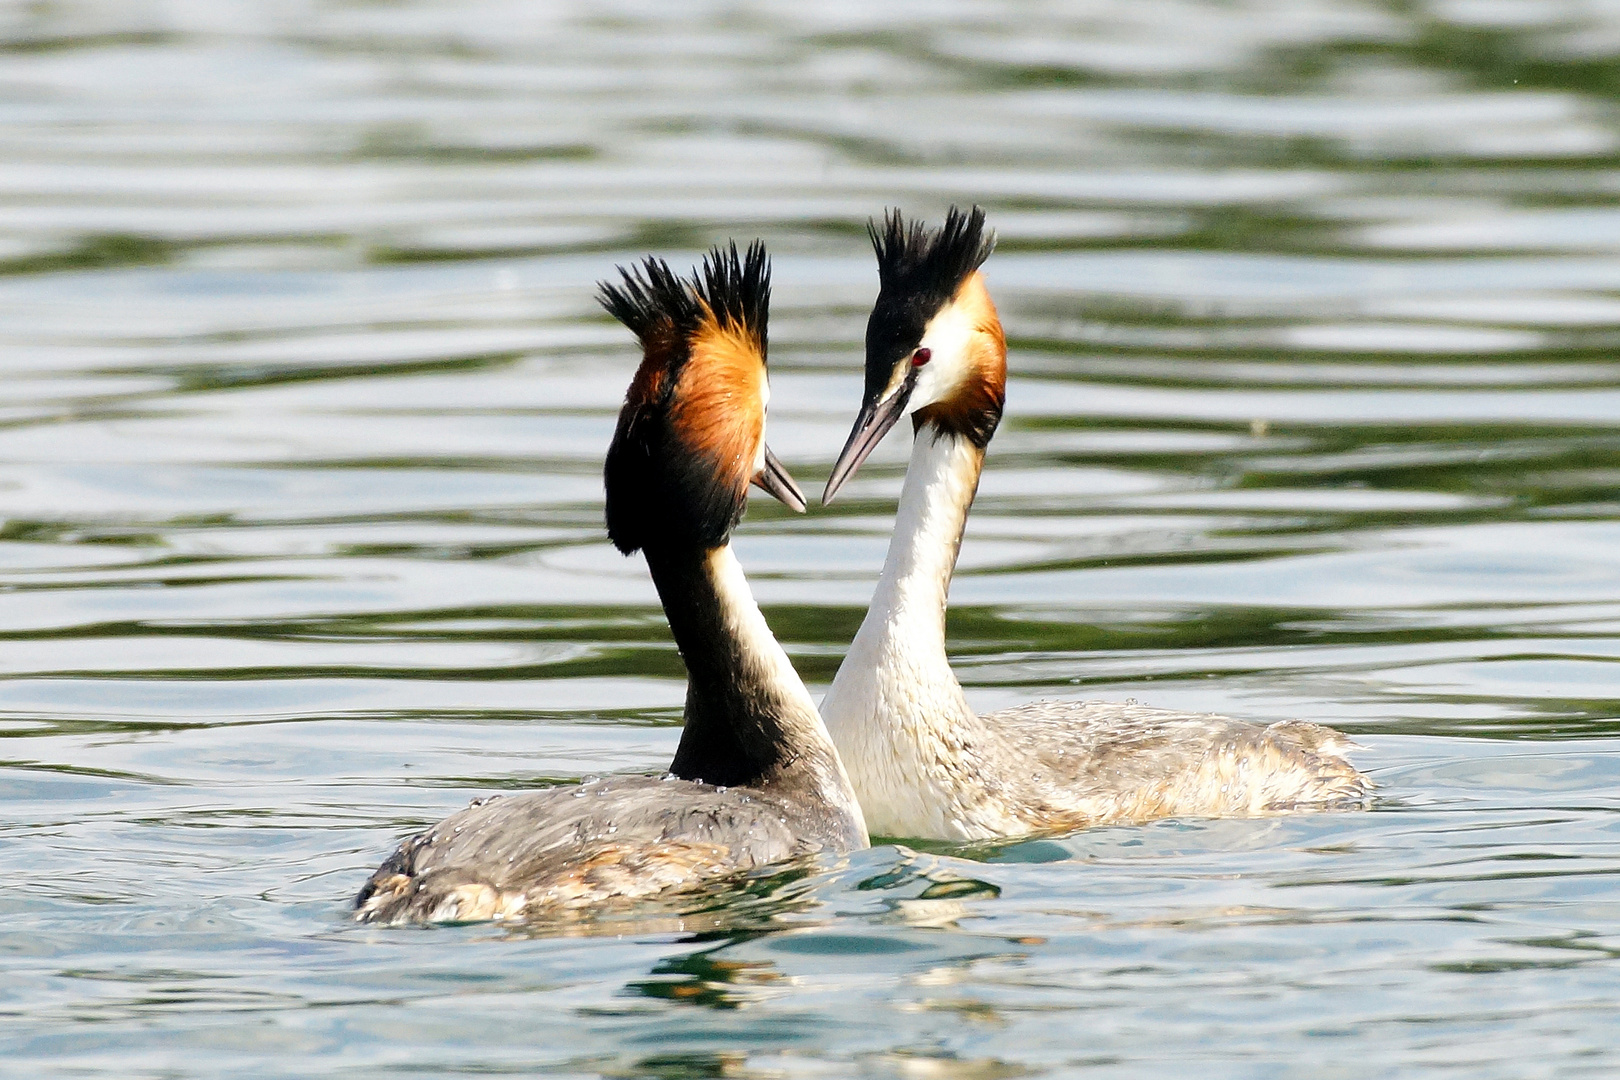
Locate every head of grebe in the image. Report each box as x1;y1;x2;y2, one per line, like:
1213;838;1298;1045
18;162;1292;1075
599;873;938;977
823;205;1006;505
601;240;803;550
598;242;865;829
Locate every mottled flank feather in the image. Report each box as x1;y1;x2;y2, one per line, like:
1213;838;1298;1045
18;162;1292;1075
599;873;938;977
981;700;1370;834
355;776;824;925
841;696;1370;844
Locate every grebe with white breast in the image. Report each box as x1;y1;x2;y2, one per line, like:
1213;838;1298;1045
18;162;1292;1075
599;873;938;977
818;207;1369;842
356;242;867;923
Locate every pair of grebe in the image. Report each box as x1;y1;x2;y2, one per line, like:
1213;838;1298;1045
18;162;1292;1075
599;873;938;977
356;210;1369;925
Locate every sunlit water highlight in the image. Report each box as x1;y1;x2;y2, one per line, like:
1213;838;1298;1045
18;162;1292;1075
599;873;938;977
4;2;1620;1076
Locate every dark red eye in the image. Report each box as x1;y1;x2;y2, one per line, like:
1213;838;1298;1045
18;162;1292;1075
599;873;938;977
911;348;931;367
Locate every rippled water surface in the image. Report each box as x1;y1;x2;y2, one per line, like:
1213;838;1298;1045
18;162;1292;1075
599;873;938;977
5;1;1620;1076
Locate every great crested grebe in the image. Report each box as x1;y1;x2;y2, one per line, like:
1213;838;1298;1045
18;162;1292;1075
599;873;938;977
817;207;1370;842
356;242;867;923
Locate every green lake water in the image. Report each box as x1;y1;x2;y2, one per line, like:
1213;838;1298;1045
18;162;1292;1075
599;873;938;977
3;1;1620;1076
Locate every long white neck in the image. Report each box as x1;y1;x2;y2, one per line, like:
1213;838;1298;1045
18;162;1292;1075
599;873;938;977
821;428;986;833
863;429;981;662
645;541;868;849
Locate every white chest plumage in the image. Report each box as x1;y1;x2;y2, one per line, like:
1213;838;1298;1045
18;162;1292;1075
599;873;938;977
820;431;1026;840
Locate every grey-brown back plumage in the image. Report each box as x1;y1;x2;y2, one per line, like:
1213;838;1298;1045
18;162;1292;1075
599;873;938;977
356;776;831;925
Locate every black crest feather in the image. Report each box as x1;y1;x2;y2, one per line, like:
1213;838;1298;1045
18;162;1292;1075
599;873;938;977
700;239;770;357
597;240;769;361
864;206;995;394
600;241;772;555
597;253;702;346
870;205;995;303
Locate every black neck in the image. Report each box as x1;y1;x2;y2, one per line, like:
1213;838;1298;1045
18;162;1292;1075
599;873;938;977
642;543;855;828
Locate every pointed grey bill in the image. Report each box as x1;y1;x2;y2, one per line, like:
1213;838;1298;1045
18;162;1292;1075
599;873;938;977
821;368;917;506
752;444;807;512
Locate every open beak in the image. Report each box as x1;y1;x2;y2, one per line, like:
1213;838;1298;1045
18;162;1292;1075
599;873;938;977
822;368;917;506
751;444;807;512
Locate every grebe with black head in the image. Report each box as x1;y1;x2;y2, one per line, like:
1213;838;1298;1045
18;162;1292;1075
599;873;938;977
356;242;867;923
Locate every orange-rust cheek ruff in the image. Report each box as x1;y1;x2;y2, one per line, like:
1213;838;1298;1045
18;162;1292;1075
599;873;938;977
598;242;776;556
668;317;767;500
911;275;1005;449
